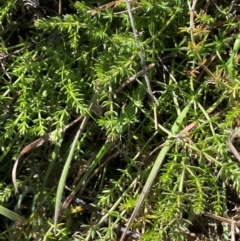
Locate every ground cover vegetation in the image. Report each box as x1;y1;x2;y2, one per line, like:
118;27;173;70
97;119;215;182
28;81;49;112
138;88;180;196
1;0;240;240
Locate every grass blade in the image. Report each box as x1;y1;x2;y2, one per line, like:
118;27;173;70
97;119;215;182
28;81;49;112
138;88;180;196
0;204;26;223
120;98;196;241
53;114;90;233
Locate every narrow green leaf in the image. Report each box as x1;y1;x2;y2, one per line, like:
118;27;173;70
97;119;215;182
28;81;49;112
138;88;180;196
120;96;198;240
0;204;26;223
53;114;90;233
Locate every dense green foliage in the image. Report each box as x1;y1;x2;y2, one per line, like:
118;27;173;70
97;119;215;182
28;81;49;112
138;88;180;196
1;0;240;240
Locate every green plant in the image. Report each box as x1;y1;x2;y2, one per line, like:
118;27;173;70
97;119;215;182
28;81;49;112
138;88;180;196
1;0;240;240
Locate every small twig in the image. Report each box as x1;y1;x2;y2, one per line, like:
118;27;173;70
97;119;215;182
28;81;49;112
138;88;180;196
149;121;198;156
157;57;179;85
188;0;198;31
114;6;140;15
58;0;62;14
188;0;217;82
90;0;137;16
205;212;240;228
116;63;155;93
0;59;11;81
125;0;158;133
228;128;240;164
119;0;158;231
179;226;198;239
231;221;235;241
125;0;157;105
179;121;198;136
